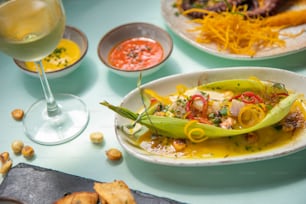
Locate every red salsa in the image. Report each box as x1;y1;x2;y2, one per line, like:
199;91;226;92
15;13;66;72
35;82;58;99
108;37;164;71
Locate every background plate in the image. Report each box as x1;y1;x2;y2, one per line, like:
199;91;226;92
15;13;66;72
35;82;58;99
161;0;306;60
115;67;306;166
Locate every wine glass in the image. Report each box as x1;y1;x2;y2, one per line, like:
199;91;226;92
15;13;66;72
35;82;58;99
0;0;89;145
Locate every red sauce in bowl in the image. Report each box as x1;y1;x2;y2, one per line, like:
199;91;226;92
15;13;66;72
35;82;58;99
108;37;164;71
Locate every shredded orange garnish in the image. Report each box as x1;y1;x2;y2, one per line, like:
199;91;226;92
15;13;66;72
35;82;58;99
238;104;266;128
183;6;286;57
184;120;207;143
175;0;306;57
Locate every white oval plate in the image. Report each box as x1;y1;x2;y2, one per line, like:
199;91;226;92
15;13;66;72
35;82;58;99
161;0;306;60
115;67;306;166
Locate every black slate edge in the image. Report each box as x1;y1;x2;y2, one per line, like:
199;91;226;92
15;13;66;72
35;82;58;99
0;163;186;204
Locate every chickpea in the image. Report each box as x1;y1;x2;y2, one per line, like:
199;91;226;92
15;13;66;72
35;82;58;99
0;152;10;164
245;133;258;144
0;159;12;175
22;145;35;159
172;139;187;152
90;132;104;144
11;109;24;121
106;148;122;161
11;140;24;154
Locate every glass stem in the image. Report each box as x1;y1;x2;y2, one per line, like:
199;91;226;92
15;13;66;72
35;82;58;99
35;61;61;117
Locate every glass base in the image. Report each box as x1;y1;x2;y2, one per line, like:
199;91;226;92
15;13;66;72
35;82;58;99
23;94;89;145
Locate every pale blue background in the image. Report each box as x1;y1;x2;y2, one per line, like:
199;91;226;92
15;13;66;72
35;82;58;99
1;1;306;203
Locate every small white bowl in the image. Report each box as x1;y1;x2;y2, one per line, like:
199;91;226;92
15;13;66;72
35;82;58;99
14;25;88;79
97;22;173;78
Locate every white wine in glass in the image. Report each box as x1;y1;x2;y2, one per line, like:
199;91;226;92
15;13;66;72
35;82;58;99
0;0;89;145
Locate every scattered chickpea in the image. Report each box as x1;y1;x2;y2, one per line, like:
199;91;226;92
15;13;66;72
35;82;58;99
11;140;24;154
90;132;104;144
106;148;122;161
21;145;35;159
11;109;24;121
0;159;12;175
0;152;10;164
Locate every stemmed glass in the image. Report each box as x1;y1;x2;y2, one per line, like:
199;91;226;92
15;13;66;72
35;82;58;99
0;0;89;145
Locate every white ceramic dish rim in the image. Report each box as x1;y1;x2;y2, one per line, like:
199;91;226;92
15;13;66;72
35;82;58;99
14;25;88;78
97;22;173;76
161;0;306;60
115;67;306;166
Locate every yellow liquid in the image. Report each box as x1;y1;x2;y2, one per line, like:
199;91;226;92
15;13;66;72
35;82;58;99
137;93;306;159
139;127;303;159
0;0;65;61
25;39;81;72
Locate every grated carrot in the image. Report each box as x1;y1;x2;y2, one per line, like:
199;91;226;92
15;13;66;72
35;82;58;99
184;7;286;57
184;120;208;143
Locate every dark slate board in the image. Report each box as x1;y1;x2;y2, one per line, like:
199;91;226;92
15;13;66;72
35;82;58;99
0;163;184;204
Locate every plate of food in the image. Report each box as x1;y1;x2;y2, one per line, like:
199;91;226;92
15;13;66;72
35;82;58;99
161;0;306;60
101;67;306;166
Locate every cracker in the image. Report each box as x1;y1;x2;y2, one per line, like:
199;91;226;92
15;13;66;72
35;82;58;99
94;180;136;204
53;191;98;204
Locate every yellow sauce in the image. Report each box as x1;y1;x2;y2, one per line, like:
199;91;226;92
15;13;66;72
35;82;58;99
138;127;303;159
137;99;306;159
25;39;81;72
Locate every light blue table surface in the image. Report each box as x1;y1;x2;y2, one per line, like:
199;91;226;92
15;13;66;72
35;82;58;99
1;1;306;203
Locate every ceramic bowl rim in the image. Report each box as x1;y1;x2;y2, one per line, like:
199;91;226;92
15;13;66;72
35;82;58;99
97;22;173;74
13;25;88;75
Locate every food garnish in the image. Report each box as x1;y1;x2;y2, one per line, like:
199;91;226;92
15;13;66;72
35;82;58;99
101;77;306;158
174;0;306;56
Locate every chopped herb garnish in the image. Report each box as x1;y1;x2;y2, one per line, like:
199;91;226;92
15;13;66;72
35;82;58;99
219;106;228;116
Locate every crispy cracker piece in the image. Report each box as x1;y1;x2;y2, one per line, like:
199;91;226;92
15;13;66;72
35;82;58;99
94;180;136;204
53;191;98;204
